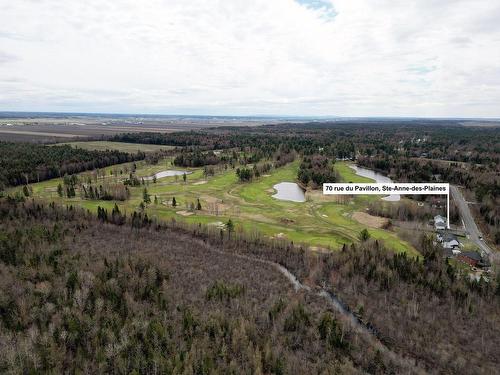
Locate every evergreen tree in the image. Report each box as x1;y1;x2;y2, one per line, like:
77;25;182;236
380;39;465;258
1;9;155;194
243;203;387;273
226;219;234;238
172;197;177;207
359;228;370;241
97;206;108;222
57;183;63;197
111;203;124;225
131;211;140;228
143;188;151;204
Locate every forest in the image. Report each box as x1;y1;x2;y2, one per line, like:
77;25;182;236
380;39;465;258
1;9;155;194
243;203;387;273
0;142;144;189
298;155;338;188
109;120;499;165
0;200;403;374
0;199;498;374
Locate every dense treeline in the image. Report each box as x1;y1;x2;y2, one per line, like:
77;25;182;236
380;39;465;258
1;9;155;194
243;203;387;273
173;150;233;168
174;150;220;167
235;163;273;182
298;155;338;188
1;199;499;373
110;122;498;178
110;128;345;158
274;148;296;168
0;199;416;374
235;149;295;183
318;238;500;374
109;121;499;164
367;199;460;224
0;142;144;189
81;183;130;201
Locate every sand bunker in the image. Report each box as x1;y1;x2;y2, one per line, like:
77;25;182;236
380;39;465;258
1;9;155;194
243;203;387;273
176;210;194;216
208;221;226;229
352;211;389;228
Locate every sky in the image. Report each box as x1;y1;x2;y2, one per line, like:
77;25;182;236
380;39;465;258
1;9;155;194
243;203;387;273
1;0;500;117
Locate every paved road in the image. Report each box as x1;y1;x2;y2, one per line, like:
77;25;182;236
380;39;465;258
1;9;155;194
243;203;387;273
450;185;493;257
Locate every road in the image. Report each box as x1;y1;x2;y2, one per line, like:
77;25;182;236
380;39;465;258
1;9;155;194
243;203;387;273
450;185;493;257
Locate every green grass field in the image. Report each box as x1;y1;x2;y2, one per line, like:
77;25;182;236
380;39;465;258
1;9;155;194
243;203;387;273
56;141;176;153
12;159;418;256
335;162;373;183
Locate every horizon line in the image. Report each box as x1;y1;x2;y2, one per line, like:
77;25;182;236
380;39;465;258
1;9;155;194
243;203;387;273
1;110;500;121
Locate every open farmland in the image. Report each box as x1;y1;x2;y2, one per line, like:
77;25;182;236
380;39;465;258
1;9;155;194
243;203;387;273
0;113;290;142
57;140;176;153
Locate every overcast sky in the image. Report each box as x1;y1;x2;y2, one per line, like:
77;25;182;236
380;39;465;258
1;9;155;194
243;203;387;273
1;0;500;117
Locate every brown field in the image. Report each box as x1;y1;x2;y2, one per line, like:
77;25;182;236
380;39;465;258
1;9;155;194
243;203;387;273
0;129;85;138
352;211;389;228
0;123;179;142
0;114;288;142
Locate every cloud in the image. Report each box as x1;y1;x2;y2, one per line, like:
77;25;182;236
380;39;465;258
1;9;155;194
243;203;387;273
0;0;499;117
0;51;18;64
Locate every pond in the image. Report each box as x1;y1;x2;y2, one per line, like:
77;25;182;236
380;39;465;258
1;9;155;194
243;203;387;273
144;170;192;180
272;182;306;202
349;165;400;201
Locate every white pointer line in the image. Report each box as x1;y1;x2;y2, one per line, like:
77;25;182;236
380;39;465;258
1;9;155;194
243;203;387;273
323;183;450;229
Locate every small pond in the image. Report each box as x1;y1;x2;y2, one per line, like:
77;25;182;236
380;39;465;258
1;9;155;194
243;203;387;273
349;165;400;201
144;170;192;181
272;182;306;202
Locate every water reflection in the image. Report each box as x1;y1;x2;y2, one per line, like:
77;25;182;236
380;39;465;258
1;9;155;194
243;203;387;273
272;182;306;202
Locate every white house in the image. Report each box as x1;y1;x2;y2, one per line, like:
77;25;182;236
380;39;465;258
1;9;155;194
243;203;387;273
434;215;447;230
441;233;460;249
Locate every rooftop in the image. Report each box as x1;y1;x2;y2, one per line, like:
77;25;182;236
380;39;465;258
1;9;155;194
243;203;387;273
434;215;446;223
461;251;482;261
441;233;458;242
